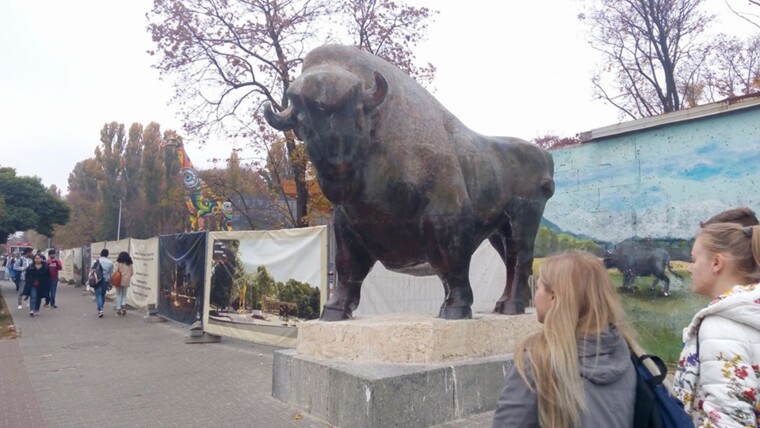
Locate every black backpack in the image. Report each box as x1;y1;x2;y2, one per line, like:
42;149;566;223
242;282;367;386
631;352;694;428
88;260;104;287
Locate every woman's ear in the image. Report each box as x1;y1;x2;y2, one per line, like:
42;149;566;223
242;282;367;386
713;253;726;273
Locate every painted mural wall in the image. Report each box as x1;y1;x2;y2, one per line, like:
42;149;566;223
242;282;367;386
544;106;760;249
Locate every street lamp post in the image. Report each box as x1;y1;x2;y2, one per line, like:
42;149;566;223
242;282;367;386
117;199;122;240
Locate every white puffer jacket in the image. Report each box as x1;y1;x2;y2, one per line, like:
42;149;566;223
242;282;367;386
673;284;760;428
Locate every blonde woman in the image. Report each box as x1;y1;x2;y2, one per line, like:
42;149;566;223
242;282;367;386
673;223;760;427
114;251;134;316
492;251;639;428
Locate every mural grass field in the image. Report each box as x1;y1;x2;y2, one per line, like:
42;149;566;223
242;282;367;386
533;258;701;364
613;270;706;364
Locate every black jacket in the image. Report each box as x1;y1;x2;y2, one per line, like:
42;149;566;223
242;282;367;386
25;263;50;291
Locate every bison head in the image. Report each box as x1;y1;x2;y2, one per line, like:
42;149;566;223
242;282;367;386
264;65;388;203
602;250;615;268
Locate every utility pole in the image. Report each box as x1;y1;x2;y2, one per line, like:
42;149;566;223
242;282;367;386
117;199;123;240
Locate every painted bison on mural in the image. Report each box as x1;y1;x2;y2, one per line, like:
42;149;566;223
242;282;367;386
603;242;684;296
265;44;554;320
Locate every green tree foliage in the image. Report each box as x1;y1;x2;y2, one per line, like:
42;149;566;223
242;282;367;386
249;265;277;310
533;226;602;257
0;167;70;244
276;278;319;318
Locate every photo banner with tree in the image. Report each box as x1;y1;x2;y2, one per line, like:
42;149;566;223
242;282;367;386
202;226;328;347
158;232;207;325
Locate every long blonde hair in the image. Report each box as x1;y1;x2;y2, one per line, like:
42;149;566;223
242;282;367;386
514;251;639;428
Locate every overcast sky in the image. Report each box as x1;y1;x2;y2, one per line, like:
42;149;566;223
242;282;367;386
0;0;756;193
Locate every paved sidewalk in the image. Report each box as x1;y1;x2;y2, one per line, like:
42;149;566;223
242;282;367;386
0;278;493;427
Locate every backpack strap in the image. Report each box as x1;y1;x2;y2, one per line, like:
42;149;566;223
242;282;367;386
636;354;667;387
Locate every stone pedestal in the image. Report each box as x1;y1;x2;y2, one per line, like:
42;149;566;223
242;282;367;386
273;312;540;428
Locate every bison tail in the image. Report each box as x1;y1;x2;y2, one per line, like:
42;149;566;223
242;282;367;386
667;263;685;280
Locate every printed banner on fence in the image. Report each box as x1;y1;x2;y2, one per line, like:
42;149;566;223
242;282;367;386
90;239;130;299
158;232;206;325
60;249;75;284
203;226;327;347
127;237;159;309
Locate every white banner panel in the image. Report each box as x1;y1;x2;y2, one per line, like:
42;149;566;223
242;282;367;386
355;241;507;316
204;226;328;347
60;249;76;284
72;247;84;285
89;240;130;299
127;237;159;309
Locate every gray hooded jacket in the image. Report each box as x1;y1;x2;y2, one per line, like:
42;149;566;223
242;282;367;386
492;326;636;428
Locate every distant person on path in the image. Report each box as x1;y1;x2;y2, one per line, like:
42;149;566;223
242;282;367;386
93;249;114;318
701;206;759;227
15;248;33;310
7;254;17;289
672;223;760;427
25;253;50;317
46;249;62;308
114;251;133;316
492;251;639;428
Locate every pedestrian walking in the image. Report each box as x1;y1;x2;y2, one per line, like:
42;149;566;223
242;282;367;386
114;251;133;316
93;249;114;318
46;249;62;308
15;248;32;309
25;253;50;316
7;254;17;288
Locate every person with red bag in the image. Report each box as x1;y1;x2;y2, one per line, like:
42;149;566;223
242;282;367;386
113;251;134;316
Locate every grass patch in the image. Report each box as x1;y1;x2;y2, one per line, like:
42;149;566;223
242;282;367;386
0;288;18;339
612;270;707;364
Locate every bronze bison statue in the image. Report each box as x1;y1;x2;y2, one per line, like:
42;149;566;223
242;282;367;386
265;44;554;321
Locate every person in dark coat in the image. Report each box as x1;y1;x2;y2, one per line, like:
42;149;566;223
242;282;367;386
25;253;50;316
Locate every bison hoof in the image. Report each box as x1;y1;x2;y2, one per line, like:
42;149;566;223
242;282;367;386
439;306;472;320
493;300;525;315
320;306;352;321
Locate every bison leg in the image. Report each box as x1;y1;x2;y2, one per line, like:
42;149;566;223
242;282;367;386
496;200;544;315
420;217;475;320
654;274;671;296
491;223;520;314
438;270;474;320
321;209;375;321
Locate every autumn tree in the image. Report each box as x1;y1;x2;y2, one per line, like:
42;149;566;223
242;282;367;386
138;122;171;237
532;134;581;151
724;0;760;28
53;159;103;248
147;0;436;228
336;0;437;86
95;122;127;240
580;0;714;119
0;167;70;244
704;34;760;99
